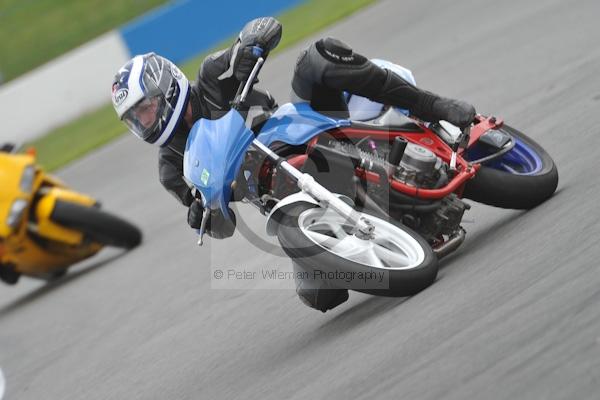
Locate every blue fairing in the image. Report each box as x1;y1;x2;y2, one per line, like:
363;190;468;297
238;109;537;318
257;102;350;146
183;103;348;217
183;109;254;217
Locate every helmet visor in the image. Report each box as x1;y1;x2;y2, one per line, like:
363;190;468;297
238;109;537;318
121;78;175;143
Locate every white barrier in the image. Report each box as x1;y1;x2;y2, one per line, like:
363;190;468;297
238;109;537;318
0;31;130;143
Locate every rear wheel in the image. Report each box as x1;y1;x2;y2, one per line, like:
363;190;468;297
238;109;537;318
463;125;558;209
276;203;438;297
51;201;142;249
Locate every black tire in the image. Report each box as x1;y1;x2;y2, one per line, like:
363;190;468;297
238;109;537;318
276;203;438;297
463;125;558;209
50;200;142;249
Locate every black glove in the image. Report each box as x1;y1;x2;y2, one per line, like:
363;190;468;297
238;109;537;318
188;201;236;239
207;207;237;239
234;45;261;82
431;97;476;129
234;17;282;81
187;200;205;229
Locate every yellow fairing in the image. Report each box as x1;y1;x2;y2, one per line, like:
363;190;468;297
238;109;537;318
2;234;102;276
0;153;35;237
0;152;104;278
35;188;96;245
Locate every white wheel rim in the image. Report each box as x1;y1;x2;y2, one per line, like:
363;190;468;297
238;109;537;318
298;207;426;270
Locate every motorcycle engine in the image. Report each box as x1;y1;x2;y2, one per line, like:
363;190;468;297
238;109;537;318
324;139;447;189
354;140;468;242
393;142;446;189
319;138;468;243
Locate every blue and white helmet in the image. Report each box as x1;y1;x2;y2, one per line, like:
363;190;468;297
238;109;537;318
112;53;189;146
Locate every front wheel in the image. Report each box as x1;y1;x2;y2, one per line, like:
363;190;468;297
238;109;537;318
275;204;438;297
51;201;142;249
463;125;558;209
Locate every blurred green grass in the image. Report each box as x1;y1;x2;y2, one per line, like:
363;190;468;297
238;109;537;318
0;0;167;83
28;0;377;171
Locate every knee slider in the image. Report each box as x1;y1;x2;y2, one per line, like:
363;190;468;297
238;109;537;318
315;37;366;66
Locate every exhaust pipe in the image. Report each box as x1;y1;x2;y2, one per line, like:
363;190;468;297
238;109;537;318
433;227;466;259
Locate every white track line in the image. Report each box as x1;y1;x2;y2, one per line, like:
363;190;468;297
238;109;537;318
0;367;5;399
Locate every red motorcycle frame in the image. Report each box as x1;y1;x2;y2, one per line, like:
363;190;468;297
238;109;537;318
277;115;502;200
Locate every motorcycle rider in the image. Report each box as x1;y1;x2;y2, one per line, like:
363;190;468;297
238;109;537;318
111;17;476;312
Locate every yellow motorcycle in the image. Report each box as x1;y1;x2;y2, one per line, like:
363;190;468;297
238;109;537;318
0;145;142;284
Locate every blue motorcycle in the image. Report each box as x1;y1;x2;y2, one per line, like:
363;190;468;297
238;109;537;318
183;55;557;297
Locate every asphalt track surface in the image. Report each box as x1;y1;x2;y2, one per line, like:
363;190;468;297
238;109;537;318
2;0;600;399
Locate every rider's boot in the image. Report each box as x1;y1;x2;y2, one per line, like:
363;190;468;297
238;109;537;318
293;262;349;312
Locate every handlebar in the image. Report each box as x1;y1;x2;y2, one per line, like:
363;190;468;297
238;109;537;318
196;207;210;246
